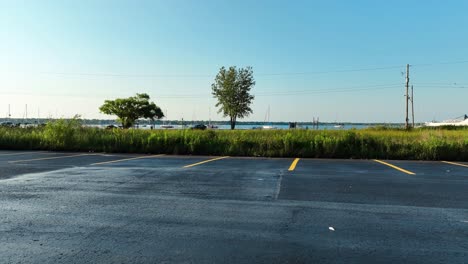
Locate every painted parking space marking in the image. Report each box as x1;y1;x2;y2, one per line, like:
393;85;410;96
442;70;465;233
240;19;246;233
0;151;50;157
288;158;300;171
183;156;230;168
9;153;95;163
91;154;165;165
441;161;468;168
373;159;416;175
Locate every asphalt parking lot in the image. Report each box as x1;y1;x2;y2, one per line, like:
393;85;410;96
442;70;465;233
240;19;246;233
0;151;467;263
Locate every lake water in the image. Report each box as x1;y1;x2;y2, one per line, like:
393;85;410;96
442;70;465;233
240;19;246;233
92;124;377;130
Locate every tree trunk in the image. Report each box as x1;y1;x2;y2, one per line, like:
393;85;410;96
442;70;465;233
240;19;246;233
121;118;134;129
230;116;236;130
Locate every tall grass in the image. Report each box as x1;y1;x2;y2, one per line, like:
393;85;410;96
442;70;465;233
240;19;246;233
0;119;467;160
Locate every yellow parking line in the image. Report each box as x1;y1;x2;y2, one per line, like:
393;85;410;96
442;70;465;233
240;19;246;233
9;153;94;163
374;159;416;175
91;154;165;165
288;158;300;171
0;151;49;156
441;161;468;168
183;156;229;168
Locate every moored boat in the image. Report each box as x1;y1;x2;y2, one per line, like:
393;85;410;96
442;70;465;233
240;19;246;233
425;114;468;127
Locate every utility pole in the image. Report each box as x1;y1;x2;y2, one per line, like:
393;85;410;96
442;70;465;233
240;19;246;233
405;64;410;129
411;85;414;128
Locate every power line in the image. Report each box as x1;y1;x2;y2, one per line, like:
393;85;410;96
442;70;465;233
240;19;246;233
36;71;212;78
256;82;403;93
5;59;468;80
411;84;468;89
412;82;467;85
255;85;401;96
5;59;468;79
0;83;404;99
7;65;406;79
411;60;468;67
156;84;402;98
256;66;404;76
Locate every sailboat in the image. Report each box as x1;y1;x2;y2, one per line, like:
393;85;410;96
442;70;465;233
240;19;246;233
20;104;33;128
262;105;276;130
160;123;174;129
160;110;174;129
207;107;218;129
333;114;344;128
0;104;14;127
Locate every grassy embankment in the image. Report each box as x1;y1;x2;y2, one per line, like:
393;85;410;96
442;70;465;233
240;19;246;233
0;119;467;160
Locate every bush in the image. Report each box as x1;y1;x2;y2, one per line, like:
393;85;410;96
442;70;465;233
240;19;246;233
0;124;467;161
42;115;83;150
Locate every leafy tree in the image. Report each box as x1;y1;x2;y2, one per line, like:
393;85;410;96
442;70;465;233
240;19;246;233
99;93;164;129
212;66;255;129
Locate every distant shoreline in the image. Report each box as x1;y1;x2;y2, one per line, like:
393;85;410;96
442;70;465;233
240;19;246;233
0;118;405;127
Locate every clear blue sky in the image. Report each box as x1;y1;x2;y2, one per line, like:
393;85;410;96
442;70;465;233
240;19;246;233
1;0;468;122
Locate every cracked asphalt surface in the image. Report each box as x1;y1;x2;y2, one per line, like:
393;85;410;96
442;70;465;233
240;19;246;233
0;151;467;263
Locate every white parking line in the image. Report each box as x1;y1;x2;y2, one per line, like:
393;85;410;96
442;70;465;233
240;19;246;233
0;151;50;157
91;154;165;165
9;153;95;163
183;156;229;168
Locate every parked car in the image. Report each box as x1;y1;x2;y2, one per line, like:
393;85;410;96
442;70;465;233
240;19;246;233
191;124;207;130
0;121;16;127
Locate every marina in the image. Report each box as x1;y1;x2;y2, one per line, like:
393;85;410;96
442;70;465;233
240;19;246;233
1;1;468;263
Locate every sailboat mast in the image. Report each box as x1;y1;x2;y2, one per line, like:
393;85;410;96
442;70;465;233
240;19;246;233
264;105;270;123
